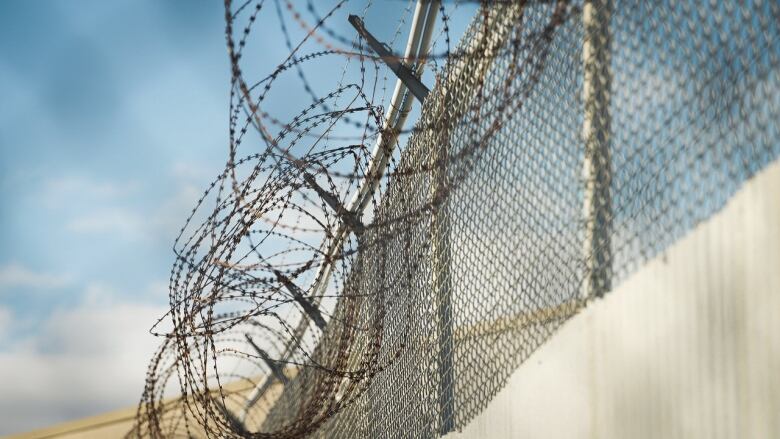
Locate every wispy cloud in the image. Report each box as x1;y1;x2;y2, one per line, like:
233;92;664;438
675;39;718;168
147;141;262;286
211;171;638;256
65;207;146;236
0;283;167;435
63;178;201;240
0;263;72;292
172;161;216;182
41;176;141;209
0;305;11;340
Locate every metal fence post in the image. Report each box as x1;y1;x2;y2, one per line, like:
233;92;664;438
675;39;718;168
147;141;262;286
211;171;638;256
582;0;613;299
431;132;455;434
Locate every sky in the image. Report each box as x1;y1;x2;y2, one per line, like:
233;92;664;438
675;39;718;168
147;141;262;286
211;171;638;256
0;1;478;435
0;1;230;434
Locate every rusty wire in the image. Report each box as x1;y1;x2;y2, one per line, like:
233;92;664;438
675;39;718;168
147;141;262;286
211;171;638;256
130;1;780;438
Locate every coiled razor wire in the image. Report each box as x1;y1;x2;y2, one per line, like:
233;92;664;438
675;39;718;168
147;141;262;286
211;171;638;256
129;0;780;438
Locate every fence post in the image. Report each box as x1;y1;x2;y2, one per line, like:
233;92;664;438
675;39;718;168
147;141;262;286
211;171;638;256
582;0;613;299
431;129;455;434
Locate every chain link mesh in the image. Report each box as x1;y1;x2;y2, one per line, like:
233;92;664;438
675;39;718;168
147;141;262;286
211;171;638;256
292;1;780;436
132;1;780;437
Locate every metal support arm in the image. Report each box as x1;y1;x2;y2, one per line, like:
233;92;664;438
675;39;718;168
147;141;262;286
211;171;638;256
348;14;430;103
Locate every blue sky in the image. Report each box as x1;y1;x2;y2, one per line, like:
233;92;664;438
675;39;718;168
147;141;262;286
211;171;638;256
0;0;227;322
0;1;478;434
0;1;230;433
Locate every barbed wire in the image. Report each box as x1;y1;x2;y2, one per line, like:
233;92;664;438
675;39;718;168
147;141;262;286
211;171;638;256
129;0;780;438
129;1;530;437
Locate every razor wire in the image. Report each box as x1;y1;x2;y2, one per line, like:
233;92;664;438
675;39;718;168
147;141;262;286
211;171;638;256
129;0;780;438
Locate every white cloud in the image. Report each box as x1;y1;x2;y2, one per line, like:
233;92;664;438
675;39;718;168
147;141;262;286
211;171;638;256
0;306;11;340
0;283;168;436
0;263;72;292
65;207;146;236
41;175;140;209
64;180;201;240
172;161;214;182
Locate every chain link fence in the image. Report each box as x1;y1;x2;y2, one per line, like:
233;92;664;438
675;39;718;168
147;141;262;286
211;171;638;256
133;1;780;437
261;1;780;437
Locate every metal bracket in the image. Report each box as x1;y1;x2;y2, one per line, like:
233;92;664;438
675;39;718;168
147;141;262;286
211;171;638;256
348;14;430;103
274;270;327;330
245;334;290;385
303;172;365;234
212;395;247;435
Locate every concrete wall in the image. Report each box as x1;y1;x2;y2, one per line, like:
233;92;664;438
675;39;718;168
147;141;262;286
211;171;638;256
4;378;265;439
448;159;780;439
5;407;136;439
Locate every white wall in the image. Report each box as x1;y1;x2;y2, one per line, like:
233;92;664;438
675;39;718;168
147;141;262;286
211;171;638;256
448;159;780;439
